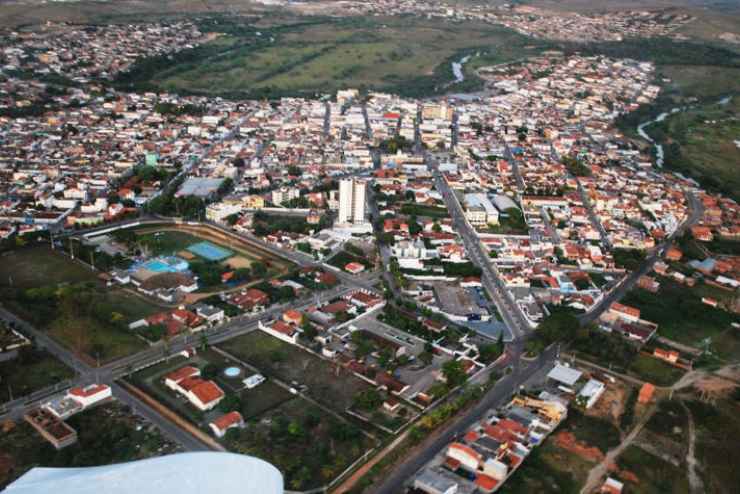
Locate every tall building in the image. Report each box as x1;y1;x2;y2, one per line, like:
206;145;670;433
338;178;366;224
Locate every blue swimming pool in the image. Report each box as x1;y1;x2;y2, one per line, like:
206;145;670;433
142;256;189;273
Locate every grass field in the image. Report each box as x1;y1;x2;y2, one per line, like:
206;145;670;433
503;441;587;494
223;397;373;491
136;230;204;257
684;398;740;493
645;96;740;200
120;15;542;99
0;247;158;364
615;444;690;494
622;281;739;359
0;349;74;402
218;331;372;412
0;247;97;289
0;401;180;489
629;354;685;387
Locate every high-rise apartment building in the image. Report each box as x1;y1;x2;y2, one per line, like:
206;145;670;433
338;178;366;224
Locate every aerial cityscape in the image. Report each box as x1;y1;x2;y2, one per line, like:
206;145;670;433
0;0;738;493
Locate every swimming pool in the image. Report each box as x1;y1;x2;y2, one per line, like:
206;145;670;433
142;256;189;273
223;367;241;378
187;241;234;262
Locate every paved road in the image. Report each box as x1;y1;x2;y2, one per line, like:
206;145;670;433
371;344;558;494
430;159;531;340
0;284;357;451
579;190;703;325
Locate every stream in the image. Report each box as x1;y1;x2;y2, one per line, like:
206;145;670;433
636;95;733;168
451;55;472;84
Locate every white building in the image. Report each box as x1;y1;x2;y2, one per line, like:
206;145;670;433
464;193;499;226
338;178;366;224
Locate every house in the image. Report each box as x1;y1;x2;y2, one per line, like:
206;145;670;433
193;303;225;324
259;320;300;344
177;377;225;411
230;288;270;311
601;477;624;494
413;468;459;494
638;383;655;404
345;262;366;274
383;397;401;413
164;366;201;391
607;302;640;323
347;290;383;308
209;411;244;438
577;379;605;409
690;225;713;242
653;348;679;364
665;247;682;262
67;384;112;408
282;309;303;325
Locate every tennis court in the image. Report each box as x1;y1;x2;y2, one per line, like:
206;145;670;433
186;241;234;262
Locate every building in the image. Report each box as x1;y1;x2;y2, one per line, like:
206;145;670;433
413;468;459;494
338;178;366;224
24;408;78;449
4;452;284;494
464;193;499;226
577;379;605;409
164;366;224;411
67;384;112;408
209;411;244;438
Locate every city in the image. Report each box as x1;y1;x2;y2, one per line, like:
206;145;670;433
0;1;739;493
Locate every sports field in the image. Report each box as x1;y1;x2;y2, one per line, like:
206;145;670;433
186;241;234;262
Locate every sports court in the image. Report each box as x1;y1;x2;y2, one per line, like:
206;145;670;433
186;241;234;262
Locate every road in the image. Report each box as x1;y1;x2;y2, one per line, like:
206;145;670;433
579;190;703;325
0;283;358;452
371;344;558;494
430;156;531;340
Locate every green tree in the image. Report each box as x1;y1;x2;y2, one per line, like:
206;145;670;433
442;360;467;388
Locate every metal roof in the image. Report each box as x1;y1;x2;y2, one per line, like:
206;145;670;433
547;364;583;387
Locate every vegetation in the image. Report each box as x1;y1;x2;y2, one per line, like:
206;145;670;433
400;203;450;219
612;248;646;270
0;347;74;402
117;15;542;99
622;280;739;358
219;331;372;412
641;98;740;201
1;263;155;363
0;403;178;489
252;211;328;236
562;155;591;177
616;445;690;494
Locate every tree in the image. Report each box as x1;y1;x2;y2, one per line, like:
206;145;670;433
218;393;242;413
202;363;219;379
442;360;467;388
251;262;267;278
537;310;579;345
354;389;383;411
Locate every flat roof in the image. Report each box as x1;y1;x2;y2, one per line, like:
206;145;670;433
547;364;583;387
